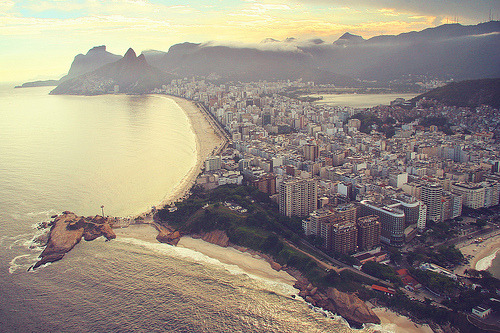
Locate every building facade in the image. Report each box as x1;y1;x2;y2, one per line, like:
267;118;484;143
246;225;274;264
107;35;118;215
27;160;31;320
357;215;381;251
279;178;317;217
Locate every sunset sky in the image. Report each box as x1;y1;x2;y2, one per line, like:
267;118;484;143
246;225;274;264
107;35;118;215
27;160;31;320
1;0;498;83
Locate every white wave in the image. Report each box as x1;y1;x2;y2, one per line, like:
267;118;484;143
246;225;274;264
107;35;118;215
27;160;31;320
302;301;358;331
9;254;39;274
26;209;58;218
116;237;297;296
476;248;500;271
364;322;397;332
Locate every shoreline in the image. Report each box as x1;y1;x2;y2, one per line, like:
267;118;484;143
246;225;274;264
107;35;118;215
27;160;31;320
156;95;224;209
456;233;500;274
135;95;225;218
129;94;428;332
371;307;434;333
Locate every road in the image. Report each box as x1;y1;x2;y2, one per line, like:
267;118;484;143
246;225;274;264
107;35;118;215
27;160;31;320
294;238;395;288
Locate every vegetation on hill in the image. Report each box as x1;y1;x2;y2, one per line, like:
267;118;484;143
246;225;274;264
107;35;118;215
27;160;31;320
413;78;500;108
361;262;402;285
419;116;454;135
349;112;397;138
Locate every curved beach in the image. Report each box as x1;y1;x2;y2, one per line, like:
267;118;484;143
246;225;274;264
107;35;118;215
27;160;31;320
155;96;224;209
465;235;500;272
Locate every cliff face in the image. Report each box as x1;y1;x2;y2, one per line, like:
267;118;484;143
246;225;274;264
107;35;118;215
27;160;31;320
201;230;229;247
294;278;380;327
33;211;116;270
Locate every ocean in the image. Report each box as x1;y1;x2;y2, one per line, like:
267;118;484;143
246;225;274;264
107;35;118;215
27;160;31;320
0;86;374;332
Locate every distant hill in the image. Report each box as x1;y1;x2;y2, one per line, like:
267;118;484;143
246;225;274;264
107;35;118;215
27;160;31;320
143;43;357;85
303;21;500;82
15;79;59;88
412;78;500;108
60;45;121;81
50;48;173;95
141;21;500;84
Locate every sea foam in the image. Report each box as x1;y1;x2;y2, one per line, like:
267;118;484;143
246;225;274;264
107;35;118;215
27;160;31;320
476;248;500;271
116;236;297;296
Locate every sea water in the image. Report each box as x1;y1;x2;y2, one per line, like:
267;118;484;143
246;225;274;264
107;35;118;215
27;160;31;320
0;86;377;332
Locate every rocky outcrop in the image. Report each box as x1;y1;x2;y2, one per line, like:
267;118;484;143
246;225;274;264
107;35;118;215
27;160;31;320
32;211;116;270
325;287;380;327
154;224;181;246
201;230;229;247
294;278;380;327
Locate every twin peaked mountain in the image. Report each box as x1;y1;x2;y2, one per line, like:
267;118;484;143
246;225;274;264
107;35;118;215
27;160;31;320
50;47;171;95
45;21;500;95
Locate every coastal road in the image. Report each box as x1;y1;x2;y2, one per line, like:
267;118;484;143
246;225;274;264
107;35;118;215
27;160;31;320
433;226;500;250
294;239;395;288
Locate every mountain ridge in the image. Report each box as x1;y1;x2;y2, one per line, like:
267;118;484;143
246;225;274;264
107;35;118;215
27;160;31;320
20;21;500;90
412;78;500;108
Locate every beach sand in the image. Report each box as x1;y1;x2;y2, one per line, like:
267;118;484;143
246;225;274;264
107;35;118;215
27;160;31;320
115;225;297;287
372;308;434;333
156;96;224;209
456;233;500;274
179;236;297;286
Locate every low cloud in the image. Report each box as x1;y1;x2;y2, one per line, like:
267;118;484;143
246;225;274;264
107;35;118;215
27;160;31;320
296;0;499;22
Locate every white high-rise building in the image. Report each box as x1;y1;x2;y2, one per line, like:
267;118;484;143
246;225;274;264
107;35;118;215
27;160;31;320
421;183;443;222
279;178;317;217
451;181;500;209
205;156;222;172
389;172;408;189
417;202;427;232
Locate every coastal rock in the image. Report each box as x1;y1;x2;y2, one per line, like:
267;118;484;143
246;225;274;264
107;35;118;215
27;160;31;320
32;212;116;270
270;261;282;271
325;287;380;326
293;278;380;327
201;230;229;247
155;224;182;246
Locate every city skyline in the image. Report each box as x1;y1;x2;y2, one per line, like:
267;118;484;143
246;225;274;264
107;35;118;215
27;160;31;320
1;0;498;82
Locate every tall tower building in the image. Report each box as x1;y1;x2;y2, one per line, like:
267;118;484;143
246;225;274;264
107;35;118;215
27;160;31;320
417;202;427;232
332;203;358;223
357;215;381;251
331;221;358;254
304;144;319;161
421;183;443;222
279;178;317;217
205;156;222;172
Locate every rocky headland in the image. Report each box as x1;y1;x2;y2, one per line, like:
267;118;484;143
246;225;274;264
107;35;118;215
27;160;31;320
294;277;381;328
32;211;116;270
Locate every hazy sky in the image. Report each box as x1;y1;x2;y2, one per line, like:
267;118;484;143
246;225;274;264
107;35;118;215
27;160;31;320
1;0;498;83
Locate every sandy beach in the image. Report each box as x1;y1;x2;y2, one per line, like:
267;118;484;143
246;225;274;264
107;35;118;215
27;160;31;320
179;236;297;286
155;95;224;209
456;232;500;274
372;308;434;333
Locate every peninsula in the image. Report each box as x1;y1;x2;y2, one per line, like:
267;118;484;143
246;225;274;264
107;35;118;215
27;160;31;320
32;212;116;270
